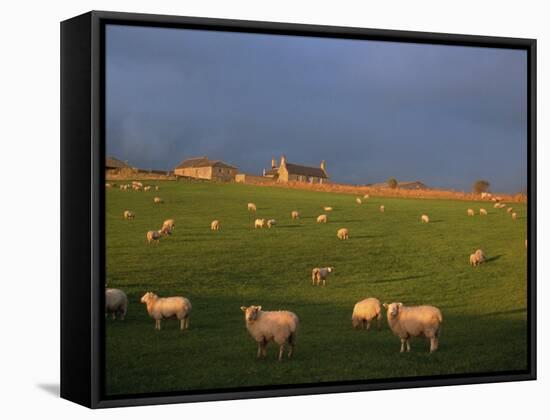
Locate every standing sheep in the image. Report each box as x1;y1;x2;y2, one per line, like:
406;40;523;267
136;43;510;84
267;219;277;228
352;297;382;330
161;219;175;235
141;292;192;330
317;214;328;223
380;205;385;213
467;209;474;216
474;248;486;265
337;228;349;240
363;194;370;199
421;214;430;223
480;208;487;216
248;203;257;212
512;212;518;220
123;210;135;220
254;218;266;229
383;302;443;353
105;288;128;320
240;305;299;361
153;196;163;204
211;220;220;231
311;267;334;286
291;210;300;220
143;186;151;192
146;230;162;244
356;197;362;205
507;207;514;214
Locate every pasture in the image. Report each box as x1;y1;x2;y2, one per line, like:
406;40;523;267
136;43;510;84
105;180;528;396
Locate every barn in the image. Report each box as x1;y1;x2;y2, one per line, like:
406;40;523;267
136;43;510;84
174;156;238;181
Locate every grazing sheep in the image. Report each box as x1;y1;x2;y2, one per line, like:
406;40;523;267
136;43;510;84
311;267;334;286
493;202;500;208
140;292;192;331
479;208;487;216
470;248;486;266
380;205;385;213
143;186;151;192
248;203;257;212
123;210;135;220
146;230;162;244
363;194;370;199
352;298;382;330
120;184;129;190
337;228;349;240
467;209;474;216
133;185;142;191
267;219;277;228
421;214;429;223
512;212;518;220
254;218;266;229
356;197;362;205
211;220;220;231
497;203;507;209
507;207;514;214
317;214;328;223
132;181;143;188
323;207;333;212
161;219;175;235
153;196;163;204
240;305;299;361
383;302;443;353
291;210;300;220
105;288;128;320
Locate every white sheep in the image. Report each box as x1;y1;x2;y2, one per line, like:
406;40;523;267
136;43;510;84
155;186;160;191
507;207;514;214
141;292;192;330
512;212;518;220
467;209;474;216
105;183;112;188
240;305;299;361
143;186;151;192
352;297;382;330
311;267;334;286
363;194;370;199
267;219;277;228
291;210;300;220
254;218;266;229
493;202;500;208
323;207;333;212
356;197;362;205
146;230;162;244
479;208;487;216
105;288;128;320
421;214;429;223
380;205;385;213
337;228;349;240
153;196;163;204
383;302;443;353
248;203;257;212
317;214;328;223
161;219;175;235
470;249;486;266
211;220;220;231
123;210;135;220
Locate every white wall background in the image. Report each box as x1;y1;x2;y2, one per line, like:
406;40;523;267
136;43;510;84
0;0;546;418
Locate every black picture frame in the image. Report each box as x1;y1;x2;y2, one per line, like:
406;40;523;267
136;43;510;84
60;10;537;409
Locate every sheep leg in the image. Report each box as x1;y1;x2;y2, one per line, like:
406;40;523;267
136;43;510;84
377;314;382;331
180;319;185;331
256;342;262;359
185;317;190;329
406;339;411;352
278;343;285;361
366;319;371;330
288;343;294;359
322;279;326;287
400;338;406;353
155;319;161;330
430;337;439;353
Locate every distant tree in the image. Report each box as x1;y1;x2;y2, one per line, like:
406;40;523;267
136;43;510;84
473;179;490;194
387;177;398;189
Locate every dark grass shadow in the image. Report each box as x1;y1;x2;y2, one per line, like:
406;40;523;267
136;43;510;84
341;219;363;223
277;225;303;229
37;383;59;397
429;219;445;223
352;234;385;239
486;254;503;263
478;308;527;318
372;274;430;284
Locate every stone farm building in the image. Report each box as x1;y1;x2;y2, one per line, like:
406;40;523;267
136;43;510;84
106;156;133;176
262;155;329;184
174;156;238;181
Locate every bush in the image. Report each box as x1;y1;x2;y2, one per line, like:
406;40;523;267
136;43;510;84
387;177;398;189
473;180;490;194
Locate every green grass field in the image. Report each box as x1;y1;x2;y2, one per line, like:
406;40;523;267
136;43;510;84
105;180;528;396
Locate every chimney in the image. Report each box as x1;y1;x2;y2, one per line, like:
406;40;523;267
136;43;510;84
280;154;287;167
271;157;277;169
320;160;326;171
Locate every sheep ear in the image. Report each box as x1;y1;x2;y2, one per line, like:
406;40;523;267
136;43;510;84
240;306;247;312
257;306;262;311
383;303;388;308
397;302;403;308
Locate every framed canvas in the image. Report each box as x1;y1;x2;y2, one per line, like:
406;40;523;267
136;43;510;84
60;11;536;408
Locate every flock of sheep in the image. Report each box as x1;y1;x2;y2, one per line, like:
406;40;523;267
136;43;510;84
106;183;524;360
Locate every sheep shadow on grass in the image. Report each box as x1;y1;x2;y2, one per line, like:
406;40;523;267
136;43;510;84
485;254;503;263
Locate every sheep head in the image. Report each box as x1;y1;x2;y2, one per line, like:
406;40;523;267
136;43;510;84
383;302;403;319
241;305;262;322
141;292;158;304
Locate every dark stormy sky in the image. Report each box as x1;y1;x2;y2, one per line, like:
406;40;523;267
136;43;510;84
105;24;527;193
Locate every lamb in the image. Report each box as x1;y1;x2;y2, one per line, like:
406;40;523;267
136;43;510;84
383;302;443;353
380;205;385;213
291;210;300;220
211;220;220;231
352;297;382;330
512;212;518;220
161;219;175;235
337;228;349;240
467;209;474;216
240;305;299;361
317;214;328;223
356;197;362;205
123;210;135;220
470;248;486;266
140;292;192;330
105;288;128;320
146;230;162;244
267;219;277;228
153;196;163;204
248;202;257;212
254;218;266;229
311;267;334;286
421;214;429;223
323;207;333;212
